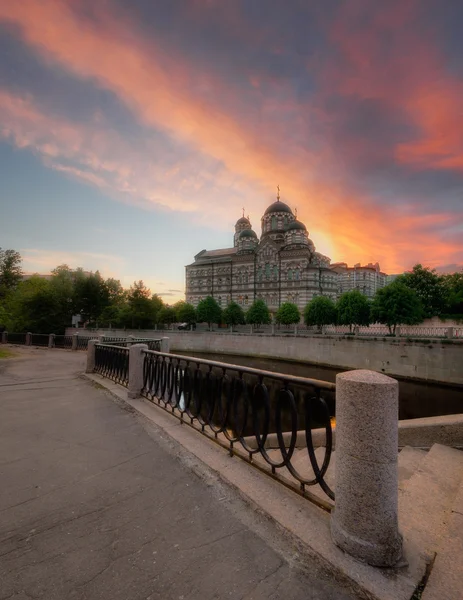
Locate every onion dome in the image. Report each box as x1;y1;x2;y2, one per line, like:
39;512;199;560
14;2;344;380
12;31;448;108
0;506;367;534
264;200;293;215
239;228;258;239
286;220;307;231
236;216;250;225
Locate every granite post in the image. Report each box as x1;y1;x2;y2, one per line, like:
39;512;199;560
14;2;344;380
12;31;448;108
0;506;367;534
48;333;55;348
1;331;7;344
26;332;32;346
71;333;78;351
160;337;170;353
331;369;403;567
86;340;98;373
447;327;454;339
128;343;148;399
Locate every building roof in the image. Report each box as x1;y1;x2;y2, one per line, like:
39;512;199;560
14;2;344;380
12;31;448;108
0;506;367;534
236;216;250;225
264;200;293;215
286;220;307;231
195;247;237;261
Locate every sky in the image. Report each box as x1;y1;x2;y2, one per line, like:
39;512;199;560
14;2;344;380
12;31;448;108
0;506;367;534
0;0;462;302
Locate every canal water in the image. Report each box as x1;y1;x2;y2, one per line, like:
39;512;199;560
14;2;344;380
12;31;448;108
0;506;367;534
178;351;463;421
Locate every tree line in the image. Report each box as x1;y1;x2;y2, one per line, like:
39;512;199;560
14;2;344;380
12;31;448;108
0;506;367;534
0;248;462;334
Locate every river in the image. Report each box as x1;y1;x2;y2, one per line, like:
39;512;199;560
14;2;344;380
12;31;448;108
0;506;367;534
177;351;463;421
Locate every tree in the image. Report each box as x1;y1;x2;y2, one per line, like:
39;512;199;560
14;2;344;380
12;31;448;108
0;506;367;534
151;294;164;323
196;296;222;329
74;271;110;324
275;302;300;325
371;282;423;334
123;281;155;329
0;248;23;298
176;302;197;324
398;264;445;318
304;296;337;330
246;299;271;326
441;272;463;316
158;306;177;326
336;290;371;332
222;301;245;326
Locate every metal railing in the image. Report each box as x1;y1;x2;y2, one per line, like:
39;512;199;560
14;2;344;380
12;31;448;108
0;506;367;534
31;333;50;347
4;332;27;344
53;335;73;349
94;344;129;386
102;336;162;351
141;349;335;504
76;336;91;351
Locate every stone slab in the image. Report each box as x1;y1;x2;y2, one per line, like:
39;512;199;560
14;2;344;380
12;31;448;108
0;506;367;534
398;446;427;485
399;443;463;562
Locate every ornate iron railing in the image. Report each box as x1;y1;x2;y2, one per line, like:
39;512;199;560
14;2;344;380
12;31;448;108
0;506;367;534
5;332;27;344
31;333;49;346
76;336;91;351
53;335;73;349
94;344;129;386
102;337;162;351
141;350;335;505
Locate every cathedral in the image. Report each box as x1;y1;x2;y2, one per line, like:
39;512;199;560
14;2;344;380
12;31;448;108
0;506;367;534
185;193;339;315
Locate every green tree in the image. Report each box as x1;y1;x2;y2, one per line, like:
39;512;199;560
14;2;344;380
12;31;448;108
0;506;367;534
151;294;165;323
441;272;463;315
398;264;445;318
275;302;300;325
177;302;197;324
304;296;337;330
246;299;271;326
371;282;424;334
74;271;110;324
123;281;155;329
158;306;177;326
222;301;245;326
0;248;23;298
336;290;371;332
196;296;222;329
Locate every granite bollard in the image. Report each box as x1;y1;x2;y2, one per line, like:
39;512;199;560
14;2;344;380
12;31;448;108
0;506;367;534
128;343;148;399
160;337;170;353
331;369;403;567
86;340;98;373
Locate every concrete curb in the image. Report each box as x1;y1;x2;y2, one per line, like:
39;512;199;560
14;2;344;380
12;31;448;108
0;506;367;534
82;372;427;600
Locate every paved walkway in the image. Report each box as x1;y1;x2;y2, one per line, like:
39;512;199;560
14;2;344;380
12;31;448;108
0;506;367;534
0;347;357;600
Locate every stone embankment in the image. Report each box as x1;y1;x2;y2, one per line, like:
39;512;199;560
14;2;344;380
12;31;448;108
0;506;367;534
69;328;463;385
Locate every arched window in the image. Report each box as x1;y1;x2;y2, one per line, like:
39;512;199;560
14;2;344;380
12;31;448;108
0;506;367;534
271;216;277;230
274;265;278;279
284;216;288;225
295;269;300;281
257;268;262;282
265;263;270;279
287;269;293;281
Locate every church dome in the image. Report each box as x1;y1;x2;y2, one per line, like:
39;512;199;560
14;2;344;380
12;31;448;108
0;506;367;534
236;216;250;225
264;200;293;215
239;228;257;238
286;220;307;231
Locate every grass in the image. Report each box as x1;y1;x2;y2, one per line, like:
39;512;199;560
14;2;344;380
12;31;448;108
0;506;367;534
0;348;16;359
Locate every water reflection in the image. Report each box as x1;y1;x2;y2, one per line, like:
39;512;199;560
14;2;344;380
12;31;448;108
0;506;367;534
174;352;463;421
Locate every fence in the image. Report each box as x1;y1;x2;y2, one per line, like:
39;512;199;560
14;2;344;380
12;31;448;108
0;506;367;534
94;344;129;386
0;332;162;352
142;348;336;502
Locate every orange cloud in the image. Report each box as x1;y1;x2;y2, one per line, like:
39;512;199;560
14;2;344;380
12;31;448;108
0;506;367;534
0;0;462;274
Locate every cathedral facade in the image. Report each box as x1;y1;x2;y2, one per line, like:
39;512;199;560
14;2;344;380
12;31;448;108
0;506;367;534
185;196;339;315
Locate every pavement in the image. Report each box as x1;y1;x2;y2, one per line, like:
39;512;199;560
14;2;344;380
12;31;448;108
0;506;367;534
0;346;359;600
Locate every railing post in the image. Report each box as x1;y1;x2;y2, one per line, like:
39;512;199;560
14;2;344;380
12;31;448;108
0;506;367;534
250;325;253;335
446;327;454;339
98;334;105;344
331;370;402;566
72;333;78;351
128;343;148;399
48;333;55;348
1;331;7;344
271;323;275;336
294;324;298;337
353;325;359;335
26;332;32;346
160;337;170;353
395;326;401;337
86;340;98;373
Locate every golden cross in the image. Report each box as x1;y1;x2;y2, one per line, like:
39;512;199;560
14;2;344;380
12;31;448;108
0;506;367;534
277;184;280;200
295;207;298;218
242;207;245;217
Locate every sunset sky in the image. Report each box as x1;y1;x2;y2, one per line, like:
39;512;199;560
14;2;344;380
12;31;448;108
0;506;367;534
1;0;462;301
